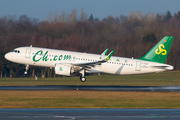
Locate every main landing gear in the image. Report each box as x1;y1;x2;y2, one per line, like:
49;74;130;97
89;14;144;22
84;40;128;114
79;69;86;82
80;76;86;82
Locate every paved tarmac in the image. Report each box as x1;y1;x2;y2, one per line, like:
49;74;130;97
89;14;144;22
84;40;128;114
0;109;180;120
0;85;180;91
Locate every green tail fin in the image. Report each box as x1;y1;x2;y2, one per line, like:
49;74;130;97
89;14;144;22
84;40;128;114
139;36;174;63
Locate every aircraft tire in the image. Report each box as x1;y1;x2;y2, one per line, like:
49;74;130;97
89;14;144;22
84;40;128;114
80;77;86;82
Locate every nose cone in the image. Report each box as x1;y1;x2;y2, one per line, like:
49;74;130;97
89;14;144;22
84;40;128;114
5;53;11;61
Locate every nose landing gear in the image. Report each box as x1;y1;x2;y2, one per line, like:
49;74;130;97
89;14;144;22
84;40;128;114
24;65;29;74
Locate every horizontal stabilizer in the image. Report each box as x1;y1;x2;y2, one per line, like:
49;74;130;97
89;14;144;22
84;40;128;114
150;65;173;70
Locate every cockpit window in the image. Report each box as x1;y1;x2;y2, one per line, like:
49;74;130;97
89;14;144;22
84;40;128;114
12;50;20;53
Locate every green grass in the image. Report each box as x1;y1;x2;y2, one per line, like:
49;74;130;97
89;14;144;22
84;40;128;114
0;91;180;108
0;70;180;86
0;71;180;108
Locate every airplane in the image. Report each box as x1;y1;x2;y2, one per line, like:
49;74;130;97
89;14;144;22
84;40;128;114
5;36;174;82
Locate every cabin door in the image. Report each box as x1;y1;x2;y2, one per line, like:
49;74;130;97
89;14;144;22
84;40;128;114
25;48;31;58
136;61;141;71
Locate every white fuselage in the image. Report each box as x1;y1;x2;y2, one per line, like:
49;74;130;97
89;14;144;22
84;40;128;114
5;47;173;75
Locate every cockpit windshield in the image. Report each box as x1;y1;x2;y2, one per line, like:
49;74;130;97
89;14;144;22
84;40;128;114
12;50;20;53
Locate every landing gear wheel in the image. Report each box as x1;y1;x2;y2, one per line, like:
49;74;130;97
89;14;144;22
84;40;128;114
80;76;86;82
79;69;86;82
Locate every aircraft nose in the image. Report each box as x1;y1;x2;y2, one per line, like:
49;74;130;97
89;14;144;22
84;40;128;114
5;53;12;61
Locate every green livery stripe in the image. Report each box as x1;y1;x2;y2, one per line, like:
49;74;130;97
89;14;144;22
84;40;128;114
139;36;174;63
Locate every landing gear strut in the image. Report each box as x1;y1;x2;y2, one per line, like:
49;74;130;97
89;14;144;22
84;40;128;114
79;69;86;82
24;65;29;74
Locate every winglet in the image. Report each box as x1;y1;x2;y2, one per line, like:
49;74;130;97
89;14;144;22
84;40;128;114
106;50;114;60
101;48;109;56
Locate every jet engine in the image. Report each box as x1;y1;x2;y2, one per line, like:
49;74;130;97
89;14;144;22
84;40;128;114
54;64;73;76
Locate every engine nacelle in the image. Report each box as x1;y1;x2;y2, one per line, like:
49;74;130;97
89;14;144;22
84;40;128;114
54;64;72;76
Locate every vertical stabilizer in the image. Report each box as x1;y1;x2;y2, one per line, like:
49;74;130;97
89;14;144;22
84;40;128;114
139;36;174;63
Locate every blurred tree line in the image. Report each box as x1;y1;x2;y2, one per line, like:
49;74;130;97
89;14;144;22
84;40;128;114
0;9;180;78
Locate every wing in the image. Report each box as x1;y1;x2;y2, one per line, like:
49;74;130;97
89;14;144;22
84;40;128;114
72;50;114;69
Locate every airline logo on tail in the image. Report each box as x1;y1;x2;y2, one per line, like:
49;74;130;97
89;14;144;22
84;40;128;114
155;44;167;55
139;36;174;63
